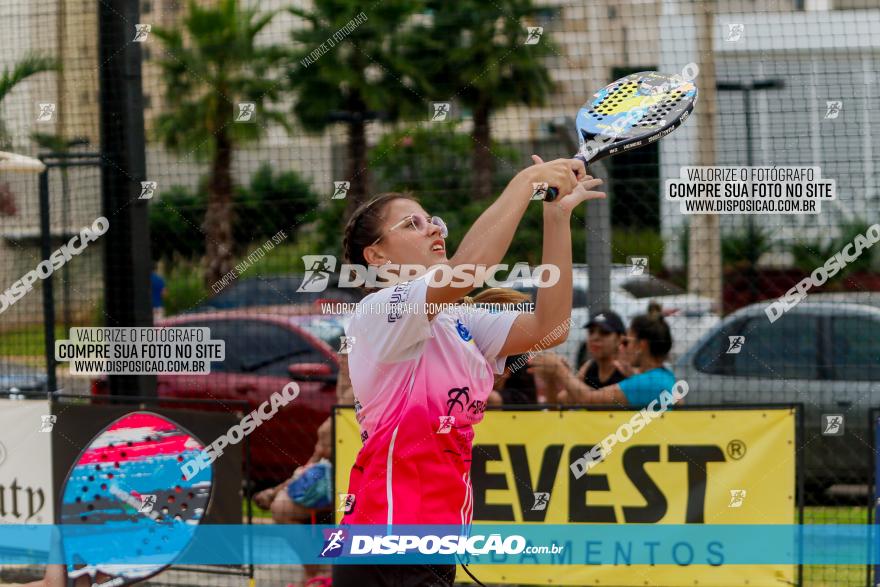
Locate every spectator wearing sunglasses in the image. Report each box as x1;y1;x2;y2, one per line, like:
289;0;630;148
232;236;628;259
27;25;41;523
578;310;628;389
529;309;626;400
533;303;677;407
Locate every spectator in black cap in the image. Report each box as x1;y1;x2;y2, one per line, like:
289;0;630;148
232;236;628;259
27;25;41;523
535;303;677;407
578;310;628;389
529;309;627;401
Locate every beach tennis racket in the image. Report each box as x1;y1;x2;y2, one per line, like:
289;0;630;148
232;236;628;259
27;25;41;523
59;412;213;587
545;71;697;201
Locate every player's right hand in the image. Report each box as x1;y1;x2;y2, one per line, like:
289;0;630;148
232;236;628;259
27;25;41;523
523;156;582;198
528;155;604;210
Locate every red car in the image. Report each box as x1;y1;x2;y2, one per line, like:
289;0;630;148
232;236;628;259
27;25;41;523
91;308;343;487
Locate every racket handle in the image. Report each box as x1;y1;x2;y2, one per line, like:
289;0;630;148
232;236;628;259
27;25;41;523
543;153;590;202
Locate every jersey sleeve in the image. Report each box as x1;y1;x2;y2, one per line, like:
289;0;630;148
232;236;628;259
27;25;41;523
455;307;521;374
345;268;438;363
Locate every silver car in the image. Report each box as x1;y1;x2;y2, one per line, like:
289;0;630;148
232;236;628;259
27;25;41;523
501;264;720;368
0;360;48;395
674;294;880;492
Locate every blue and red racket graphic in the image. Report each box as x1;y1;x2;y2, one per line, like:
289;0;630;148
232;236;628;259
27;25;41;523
59;412;213;587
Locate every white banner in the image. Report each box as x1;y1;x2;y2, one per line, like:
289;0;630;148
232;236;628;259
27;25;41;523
0;399;53;523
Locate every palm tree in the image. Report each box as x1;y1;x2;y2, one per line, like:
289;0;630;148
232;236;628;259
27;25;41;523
0;54;58;222
403;1;555;199
286;0;425;214
153;0;289;286
0;54;59;148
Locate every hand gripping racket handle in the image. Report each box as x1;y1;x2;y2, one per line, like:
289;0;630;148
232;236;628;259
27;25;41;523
544;153;590;202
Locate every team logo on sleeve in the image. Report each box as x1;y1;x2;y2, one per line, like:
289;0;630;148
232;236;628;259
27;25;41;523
388;282;412;323
455;319;473;342
446;387;470;415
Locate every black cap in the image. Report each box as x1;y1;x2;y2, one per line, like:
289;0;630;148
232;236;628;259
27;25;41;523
584;310;625;334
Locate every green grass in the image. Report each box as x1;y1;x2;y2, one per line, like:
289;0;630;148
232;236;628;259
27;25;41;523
0;324;70;357
804;505;867;525
802;565;866;587
802;506;868;586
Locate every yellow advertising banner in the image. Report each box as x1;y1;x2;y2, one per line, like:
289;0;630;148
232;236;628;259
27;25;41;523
334;407;797;586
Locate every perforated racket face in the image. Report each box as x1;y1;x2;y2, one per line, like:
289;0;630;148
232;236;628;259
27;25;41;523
576;71;697;159
59;412;213;586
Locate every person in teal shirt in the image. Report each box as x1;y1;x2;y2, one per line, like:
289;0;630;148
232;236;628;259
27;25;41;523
536;302;679;407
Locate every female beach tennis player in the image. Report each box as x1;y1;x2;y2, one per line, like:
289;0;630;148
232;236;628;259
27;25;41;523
334;155;604;586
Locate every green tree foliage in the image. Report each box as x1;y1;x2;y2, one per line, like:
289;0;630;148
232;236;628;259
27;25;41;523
0;54;59;148
149;185;207;263
722;222;773;269
287;0;426;213
401;1;556;198
152;0;289;286
789;221;876;282
233;164;318;246
313;123;585;266
150;164;318;264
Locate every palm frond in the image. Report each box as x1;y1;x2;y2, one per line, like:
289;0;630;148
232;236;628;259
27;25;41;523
152;0;287;157
0;54;60;104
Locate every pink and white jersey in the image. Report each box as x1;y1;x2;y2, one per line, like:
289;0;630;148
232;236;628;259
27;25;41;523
341;268;520;526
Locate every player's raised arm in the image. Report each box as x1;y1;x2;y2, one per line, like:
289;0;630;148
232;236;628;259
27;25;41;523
425;158;585;310
500;155;605;356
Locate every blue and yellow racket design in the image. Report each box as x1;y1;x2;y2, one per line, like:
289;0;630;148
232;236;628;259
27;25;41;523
545;71;697;200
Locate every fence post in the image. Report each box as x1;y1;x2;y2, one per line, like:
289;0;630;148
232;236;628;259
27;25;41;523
97;0;155;397
586;160;611;314
39;170;57;393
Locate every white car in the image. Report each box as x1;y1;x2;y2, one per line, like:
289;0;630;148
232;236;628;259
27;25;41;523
499;264;721;368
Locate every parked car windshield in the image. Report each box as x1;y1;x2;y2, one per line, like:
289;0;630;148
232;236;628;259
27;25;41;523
693;313;820;379
294;316;347;349
831;316;880;380
181;318;327;376
193;276;361;311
